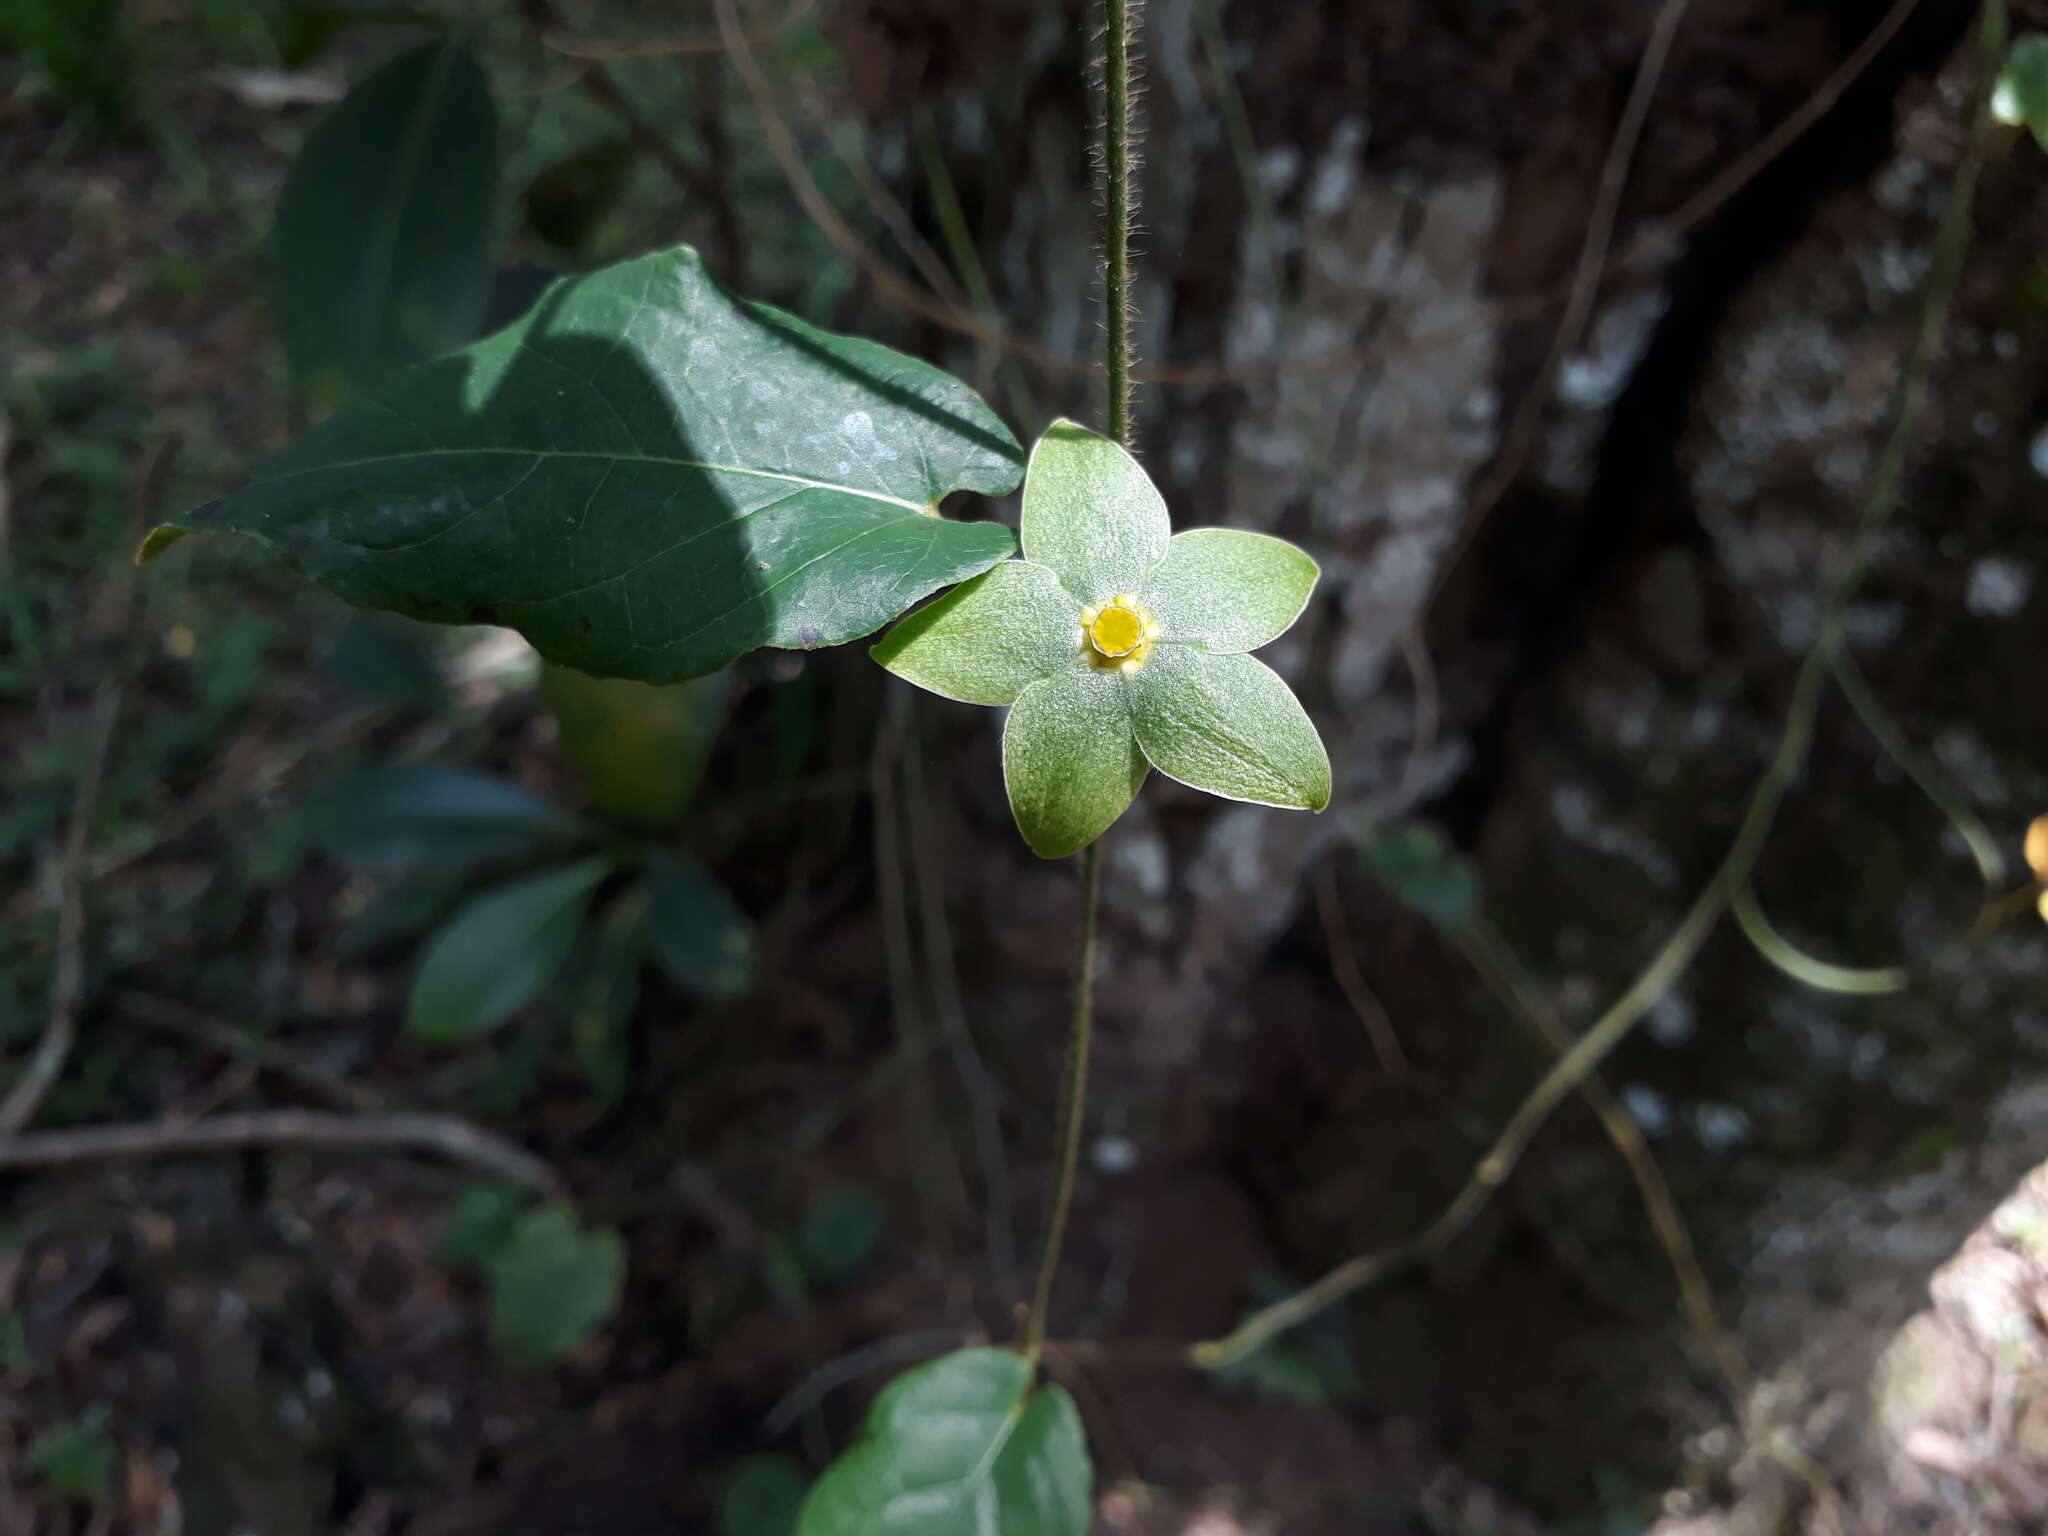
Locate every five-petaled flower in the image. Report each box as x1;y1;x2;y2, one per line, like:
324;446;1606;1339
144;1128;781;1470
873;420;1331;857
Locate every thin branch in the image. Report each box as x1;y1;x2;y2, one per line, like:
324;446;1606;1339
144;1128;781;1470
1191;0;1998;1371
518;0;722;207
1458;920;1750;1401
2;435;177;1136
1313;865;1408;1081
1024;838;1102;1368
1428;0;1692;612
0;1109;563;1196
118;991;384;1113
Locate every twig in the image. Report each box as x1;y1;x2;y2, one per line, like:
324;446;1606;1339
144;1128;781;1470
1313;865;1408;1081
1024;838;1102;1368
1458;920;1750;1400
1190;0;1997;1371
118;991;384;1113
1428;0;1692;612
518;0;721;207
0;1109;562;1195
1832;646;2005;887
2;436;177;1136
3;688;119;1137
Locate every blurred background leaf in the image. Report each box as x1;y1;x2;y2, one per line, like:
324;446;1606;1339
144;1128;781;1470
272;36;498;405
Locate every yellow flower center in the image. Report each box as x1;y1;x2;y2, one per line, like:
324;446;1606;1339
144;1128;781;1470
1079;595;1160;671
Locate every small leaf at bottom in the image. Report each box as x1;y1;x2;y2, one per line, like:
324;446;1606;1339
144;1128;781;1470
798;1347;1090;1536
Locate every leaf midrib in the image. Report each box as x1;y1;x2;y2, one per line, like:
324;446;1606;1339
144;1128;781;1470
255;445;933;514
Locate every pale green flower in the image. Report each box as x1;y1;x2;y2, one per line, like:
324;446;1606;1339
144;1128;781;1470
873;420;1331;857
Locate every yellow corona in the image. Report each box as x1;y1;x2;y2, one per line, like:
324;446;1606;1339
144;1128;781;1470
1078;594;1161;672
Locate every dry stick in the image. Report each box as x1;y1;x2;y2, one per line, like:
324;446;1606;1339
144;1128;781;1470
1;437;177;1136
2;687;119;1138
519;0;721;207
1458;920;1750;1400
118;991;385;1114
0;1109;562;1196
1425;0;1692;613
1313;866;1408;1081
1191;0;1996;1372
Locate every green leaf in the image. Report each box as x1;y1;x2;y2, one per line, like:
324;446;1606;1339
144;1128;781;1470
799;1348;1090;1536
541;662;731;828
406;858;610;1042
439;1181;532;1270
167;246;1023;683
647;853;756;1000
798;1185;885;1279
571;887;647;1103
1362;820;1479;932
1020;419;1168;603
1127;646;1330;811
1003;664;1148;859
720;1454;811;1536
273;39;498;404
485;1205;625;1369
27;1407;114;1502
306;761;577;870
316;613;451;714
870;559;1080;705
1995;33;2048;149
1142;528;1318;654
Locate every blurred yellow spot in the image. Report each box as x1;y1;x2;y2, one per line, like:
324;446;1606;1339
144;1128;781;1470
2027;814;2048;881
163;624;196;659
1079;595;1160;672
2038;888;2048;925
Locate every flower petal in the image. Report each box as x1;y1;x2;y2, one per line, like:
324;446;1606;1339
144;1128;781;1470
1127;646;1330;810
1003;664;1148;857
1141;528;1318;654
1020;420;1170;603
870;559;1081;705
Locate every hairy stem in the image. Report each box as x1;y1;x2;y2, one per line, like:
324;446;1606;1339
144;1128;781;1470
1022;0;1143;1371
1103;0;1139;445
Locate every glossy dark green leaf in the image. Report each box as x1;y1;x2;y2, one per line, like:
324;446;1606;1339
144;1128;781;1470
1362;820;1480;933
647;852;756;1000
798;1185;884;1279
541;662;731;828
719;1454;811;1536
485;1206;625;1369
799;1348;1090;1536
570;887;647;1104
406;858;609;1042
305;761;577;869
273;39;498;404
164;246;1023;683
